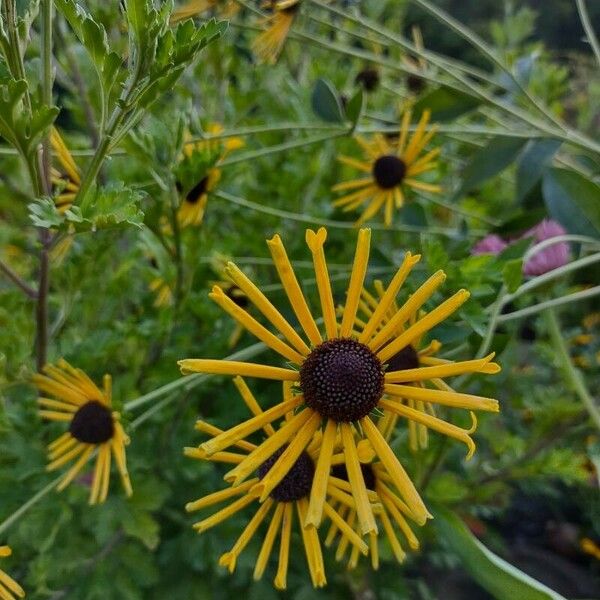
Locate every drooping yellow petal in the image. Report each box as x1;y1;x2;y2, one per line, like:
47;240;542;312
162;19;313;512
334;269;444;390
267;234;322;347
274;501;293;590
340;423;377;535
379;503;406;563
192;494;256;533
200;396;302;456
178;359;299;381
332;177;373;192
254;502;285;581
377;290;470;362
225;408;313;486
219;499;274;574
305;228;337;339
209;286;305;364
194;420;256;452
225;262;311;357
359;252;421;344
340;229;371;337
380;490;420;550
384;384;499;412
322;502;369;555
56;446;94;492
233;376;275;436
369;270;447;352
361;416;429;524
296;498;327;588
385;353;500;382
305;419;337;527
255;410;322;502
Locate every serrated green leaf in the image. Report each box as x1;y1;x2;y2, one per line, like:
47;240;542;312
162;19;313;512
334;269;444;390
433;507;568;600
28;196;64;228
542;167;600;237
454;136;528;200
311;78;344;123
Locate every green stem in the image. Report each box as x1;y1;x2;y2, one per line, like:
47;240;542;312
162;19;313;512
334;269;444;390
168;180;184;305
575;0;600;69
544;308;600;431
0;473;63;536
215;190;487;237
498;285;600;322
190;122;345;141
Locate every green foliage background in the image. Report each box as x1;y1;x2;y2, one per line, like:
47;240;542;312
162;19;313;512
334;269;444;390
0;0;599;598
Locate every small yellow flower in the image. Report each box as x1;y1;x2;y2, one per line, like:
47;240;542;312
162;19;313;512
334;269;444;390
50;128;80;214
332;109;441;227
179;228;500;536
0;546;25;599
33;360;133;505
185;378;370;589
252;1;301;64
170;0;240;24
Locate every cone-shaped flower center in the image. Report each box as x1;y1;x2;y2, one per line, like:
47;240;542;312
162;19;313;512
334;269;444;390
69;401;114;444
186;176;209;204
387;344;420;372
331;463;376;491
258;446;314;502
355;68;380;92
372;155;406;189
300;338;384;422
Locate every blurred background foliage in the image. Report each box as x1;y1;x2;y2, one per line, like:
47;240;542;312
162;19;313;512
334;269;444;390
0;0;599;598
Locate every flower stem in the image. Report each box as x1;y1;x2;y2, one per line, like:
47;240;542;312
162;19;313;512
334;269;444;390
544;308;600;431
0;259;38;299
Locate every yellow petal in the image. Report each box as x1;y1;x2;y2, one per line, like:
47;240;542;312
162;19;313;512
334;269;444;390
233;376;275;436
254;502;285;581
386;353;500;382
274;501;293;590
323;501;368;555
178;359;299;381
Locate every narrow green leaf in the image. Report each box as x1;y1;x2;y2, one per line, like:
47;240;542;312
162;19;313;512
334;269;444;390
411;85;481;121
345;88;364;131
454;136;528;200
433;507;568;600
311;78;345;123
516;139;562;201
542;167;600;237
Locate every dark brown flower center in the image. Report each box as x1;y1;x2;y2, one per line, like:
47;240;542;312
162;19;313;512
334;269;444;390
186;176;209;204
69;401;114;444
258;446;314;502
331;463;376;491
372;155;406;189
355;68;380;92
387;344;420;372
299;338;384;422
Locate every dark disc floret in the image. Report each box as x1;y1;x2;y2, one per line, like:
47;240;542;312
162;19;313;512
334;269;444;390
257;446;315;502
69;400;114;444
331;463;377;491
355;67;380;92
372;155;406;189
186;176;209;204
299;338;384;422
387;344;420;373
225;284;249;309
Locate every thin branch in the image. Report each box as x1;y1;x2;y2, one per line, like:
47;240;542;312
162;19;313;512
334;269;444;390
576;0;600;68
0;259;38;299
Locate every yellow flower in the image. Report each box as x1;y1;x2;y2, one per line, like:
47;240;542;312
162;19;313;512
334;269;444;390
170;0;240;24
177;124;243;228
326;448;420;569
354;282;487;453
179;227;500;536
185;377;370;589
50;127;80;214
0;546;25;600
252;1;301;64
33;360;133;505
332;109;441;227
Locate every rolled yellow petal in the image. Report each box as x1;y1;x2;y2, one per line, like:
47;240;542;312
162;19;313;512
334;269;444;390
192;494;256;534
296;498;327;588
386;353;500;382
379;503;406;563
384;383;499;413
340;423;377;536
56;446;94;492
340;229;371;337
267;234;322;347
254;502;285;581
178;359;299;381
323;502;368;556
233;376;275;436
274;502;293;590
378;289;470;363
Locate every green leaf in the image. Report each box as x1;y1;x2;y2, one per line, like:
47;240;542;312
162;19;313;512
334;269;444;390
516;139;562;201
28;196;64;228
502;258;523;293
311;78;344;123
0;79;58;158
411;85;481;121
122;510;160;550
345;88;364;131
433;507;568;600
454;136;528;200
66;183;145;231
542;167;600;237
